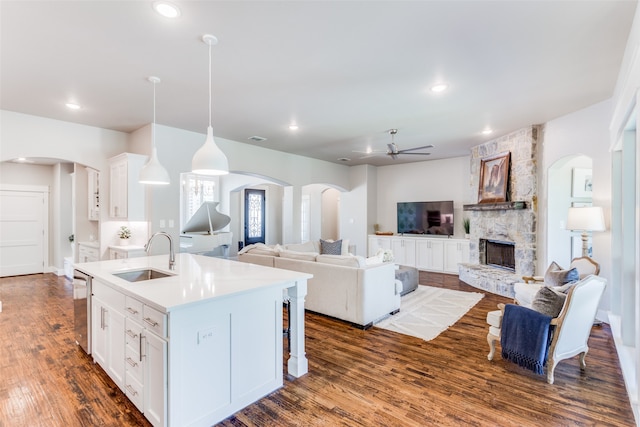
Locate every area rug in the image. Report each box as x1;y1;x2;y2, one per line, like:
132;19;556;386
375;285;484;341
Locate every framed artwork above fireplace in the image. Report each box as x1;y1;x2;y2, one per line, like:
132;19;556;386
478;151;510;203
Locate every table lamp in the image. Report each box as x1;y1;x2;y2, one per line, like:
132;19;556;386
566;206;605;257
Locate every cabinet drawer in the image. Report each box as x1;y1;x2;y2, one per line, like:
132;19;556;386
125;297;143;322
125;318;143;351
142;305;167;338
125;345;144;383
92;281;125;313
125;374;144;412
78;245;99;263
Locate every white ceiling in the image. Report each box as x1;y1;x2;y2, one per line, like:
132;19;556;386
1;1;636;167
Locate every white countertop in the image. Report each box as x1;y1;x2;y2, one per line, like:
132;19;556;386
74;253;311;313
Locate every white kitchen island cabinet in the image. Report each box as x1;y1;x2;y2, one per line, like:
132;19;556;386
76;253;311;427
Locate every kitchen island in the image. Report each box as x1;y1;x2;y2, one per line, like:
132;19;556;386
75;253;311;427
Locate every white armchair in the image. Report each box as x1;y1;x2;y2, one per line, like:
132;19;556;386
488;275;607;384
514;257;600;307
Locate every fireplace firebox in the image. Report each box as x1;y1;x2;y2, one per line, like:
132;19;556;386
480;239;515;272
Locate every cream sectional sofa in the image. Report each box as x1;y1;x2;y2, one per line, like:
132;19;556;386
238;242;401;328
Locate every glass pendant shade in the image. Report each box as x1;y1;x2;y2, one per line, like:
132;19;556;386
192;126;229;176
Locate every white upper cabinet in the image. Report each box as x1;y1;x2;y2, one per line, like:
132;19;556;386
109;153;147;221
86;167;100;221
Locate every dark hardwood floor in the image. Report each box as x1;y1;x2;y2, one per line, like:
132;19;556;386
0;272;634;426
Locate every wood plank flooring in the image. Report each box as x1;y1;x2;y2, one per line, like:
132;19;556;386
0;272;634;426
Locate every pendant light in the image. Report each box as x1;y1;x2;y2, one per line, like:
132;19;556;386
139;76;171;185
191;34;229;176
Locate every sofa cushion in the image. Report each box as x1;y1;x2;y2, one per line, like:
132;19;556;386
279;249;318;261
316;254;366;268
238;243;278;256
285;241;319;253
320;239;342;255
531;286;566;317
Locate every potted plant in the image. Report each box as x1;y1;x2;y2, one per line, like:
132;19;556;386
463;218;470;239
117;226;131;246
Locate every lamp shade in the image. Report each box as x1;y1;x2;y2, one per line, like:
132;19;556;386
191;126;229;176
139;146;170;184
566;206;605;232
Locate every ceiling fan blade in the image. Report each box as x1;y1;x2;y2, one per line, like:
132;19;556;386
397;144;435;153
396;152;431;155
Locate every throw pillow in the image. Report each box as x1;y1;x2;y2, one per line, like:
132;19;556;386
365;252;384;266
531;286;566;317
320;239;342;255
545;267;579;287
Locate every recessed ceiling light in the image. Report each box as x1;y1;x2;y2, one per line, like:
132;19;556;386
289;124;299;130
482;128;493;135
430;83;448;93
153;1;181;18
65;102;81;110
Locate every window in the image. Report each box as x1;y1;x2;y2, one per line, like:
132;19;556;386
181;173;216;226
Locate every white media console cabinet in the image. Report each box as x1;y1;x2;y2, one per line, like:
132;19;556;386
368;235;470;274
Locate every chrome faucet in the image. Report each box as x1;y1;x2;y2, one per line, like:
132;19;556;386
145;231;175;270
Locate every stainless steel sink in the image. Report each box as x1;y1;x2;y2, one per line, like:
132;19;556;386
112;268;173;283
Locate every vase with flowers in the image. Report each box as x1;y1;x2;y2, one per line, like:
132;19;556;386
117;226;131;246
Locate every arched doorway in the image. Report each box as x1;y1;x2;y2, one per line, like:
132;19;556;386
547;154;593;268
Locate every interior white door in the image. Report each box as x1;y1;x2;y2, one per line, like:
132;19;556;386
0;188;47;277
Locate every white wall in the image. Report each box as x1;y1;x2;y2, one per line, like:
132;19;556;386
539;100;613;295
375;156;471;239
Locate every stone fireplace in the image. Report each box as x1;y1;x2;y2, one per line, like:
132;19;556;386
458;125;540;297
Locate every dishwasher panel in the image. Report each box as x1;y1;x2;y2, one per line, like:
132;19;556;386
73;270;92;354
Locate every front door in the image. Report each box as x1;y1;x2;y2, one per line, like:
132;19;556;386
244;189;265;245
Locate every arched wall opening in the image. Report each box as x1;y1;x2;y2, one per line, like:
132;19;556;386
546;154;594;268
223;171;347;257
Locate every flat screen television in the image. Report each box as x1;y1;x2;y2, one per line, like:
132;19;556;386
397;200;454;236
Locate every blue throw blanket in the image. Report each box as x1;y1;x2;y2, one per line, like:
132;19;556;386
500;304;553;375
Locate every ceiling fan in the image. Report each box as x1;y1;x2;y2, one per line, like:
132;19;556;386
353;129;434;159
385;129;434;159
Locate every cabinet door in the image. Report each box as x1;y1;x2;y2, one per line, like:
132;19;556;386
87;168;100;221
92;297;108;368
368;237;379;257
415;239;444;271
391;239;404;264
144;331;167;427
443;241;461;273
444;240;470;273
109;160;127;218
429;240;444;271
106;308;126;391
403;239;416;267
